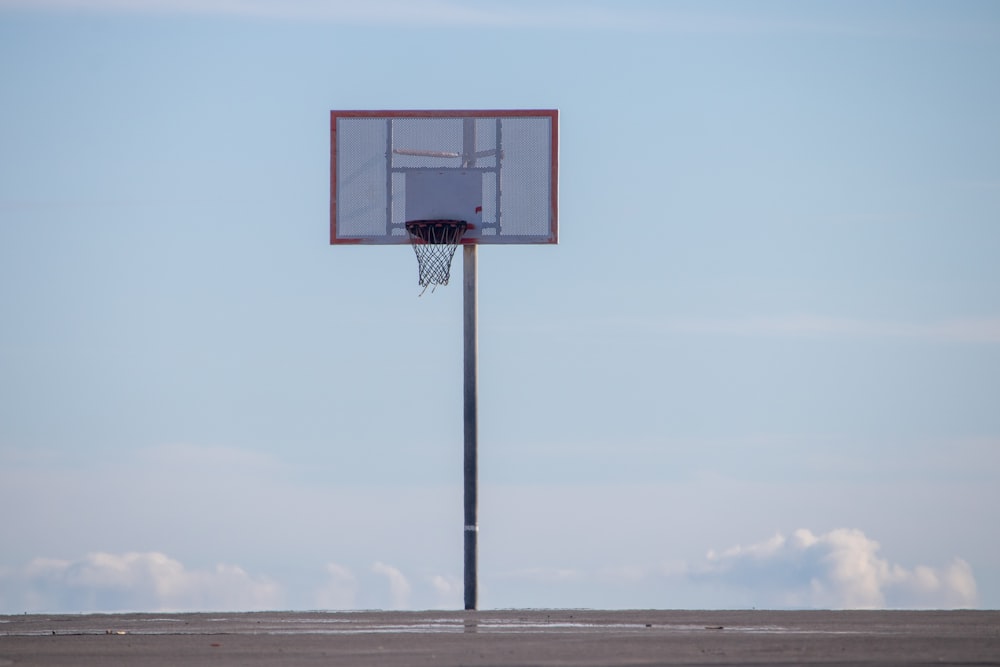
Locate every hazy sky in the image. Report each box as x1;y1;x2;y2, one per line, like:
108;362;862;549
1;0;998;613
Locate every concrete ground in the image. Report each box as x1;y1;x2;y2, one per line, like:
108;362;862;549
1;609;998;666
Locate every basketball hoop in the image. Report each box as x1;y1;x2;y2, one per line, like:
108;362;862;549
331;110;559;611
405;219;468;292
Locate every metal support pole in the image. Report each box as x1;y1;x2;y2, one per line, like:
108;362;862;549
463;243;478;610
460;116;479;611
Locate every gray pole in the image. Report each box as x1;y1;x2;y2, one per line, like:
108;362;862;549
462;243;478;611
461;117;479;611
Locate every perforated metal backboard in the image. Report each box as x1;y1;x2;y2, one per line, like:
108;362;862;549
331;110;558;245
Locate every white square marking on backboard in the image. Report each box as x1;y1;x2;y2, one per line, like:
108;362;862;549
405;170;483;226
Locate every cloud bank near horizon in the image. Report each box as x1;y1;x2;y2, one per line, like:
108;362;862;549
699;528;979;609
3;552;283;613
0;528;977;613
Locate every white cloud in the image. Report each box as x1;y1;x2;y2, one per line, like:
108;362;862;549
314;562;358;610
488;527;979;610
312;563;463;610
427;573;463;609
2;553;458;612
371;561;411;610
702;528;979;609
0;530;980;612
3;552;283;613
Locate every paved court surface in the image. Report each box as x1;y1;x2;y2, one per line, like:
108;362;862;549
1;609;998;666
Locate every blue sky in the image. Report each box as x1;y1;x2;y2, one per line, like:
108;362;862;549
1;0;998;612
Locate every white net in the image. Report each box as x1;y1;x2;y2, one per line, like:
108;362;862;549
405;220;468;292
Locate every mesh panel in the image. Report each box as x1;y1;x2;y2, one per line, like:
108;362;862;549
499;118;551;237
336;118;388;238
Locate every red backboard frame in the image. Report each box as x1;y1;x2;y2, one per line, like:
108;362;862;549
330;109;558;245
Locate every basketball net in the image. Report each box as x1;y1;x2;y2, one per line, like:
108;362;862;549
405;219;468;294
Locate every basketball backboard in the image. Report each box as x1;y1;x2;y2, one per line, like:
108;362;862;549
330;110;558;245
